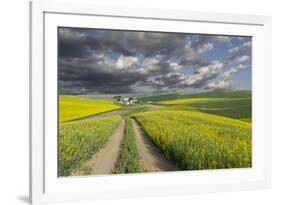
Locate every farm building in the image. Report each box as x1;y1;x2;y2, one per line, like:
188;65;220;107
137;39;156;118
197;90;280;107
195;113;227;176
114;96;140;105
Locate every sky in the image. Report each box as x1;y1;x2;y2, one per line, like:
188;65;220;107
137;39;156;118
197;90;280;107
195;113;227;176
58;27;252;95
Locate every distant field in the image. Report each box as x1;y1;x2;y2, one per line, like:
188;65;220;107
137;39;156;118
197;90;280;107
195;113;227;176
139;90;251;102
158;105;200;112
139;93;180;102
160;98;220;105
159;97;251;120
179;90;251;98
184;98;251;108
122;105;150;117
133;110;252;170
199;105;251;120
59;96;121;122
184;98;251;119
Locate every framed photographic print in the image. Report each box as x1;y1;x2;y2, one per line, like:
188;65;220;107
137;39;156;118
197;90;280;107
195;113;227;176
30;1;272;204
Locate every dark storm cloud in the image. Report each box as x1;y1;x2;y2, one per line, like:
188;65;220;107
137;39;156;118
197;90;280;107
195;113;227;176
58;27;251;94
58;28;188;58
59;28;134;58
59;54;145;94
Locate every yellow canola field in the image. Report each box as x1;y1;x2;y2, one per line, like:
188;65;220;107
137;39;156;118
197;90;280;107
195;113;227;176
59;96;121;122
160;98;215;105
59;115;121;176
133;110;251;170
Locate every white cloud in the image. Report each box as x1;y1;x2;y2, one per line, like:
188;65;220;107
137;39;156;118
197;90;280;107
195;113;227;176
137;56;162;74
169;62;183;71
214;36;232;42
184;61;224;86
228;41;251;54
142;56;161;66
222;64;247;79
198;43;214;53
148;78;165;86
116;55;139;70
235;55;250;64
205;80;233;90
222;67;238;79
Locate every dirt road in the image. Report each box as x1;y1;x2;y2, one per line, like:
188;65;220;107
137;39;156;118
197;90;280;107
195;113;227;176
131;119;179;172
69;104;166;123
77;109;130;121
73;119;125;176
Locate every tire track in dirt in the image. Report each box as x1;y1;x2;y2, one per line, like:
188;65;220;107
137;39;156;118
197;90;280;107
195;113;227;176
131;119;179;172
72;119;125;176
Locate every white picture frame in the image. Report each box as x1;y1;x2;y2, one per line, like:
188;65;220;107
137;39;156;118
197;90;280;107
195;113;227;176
30;1;272;204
